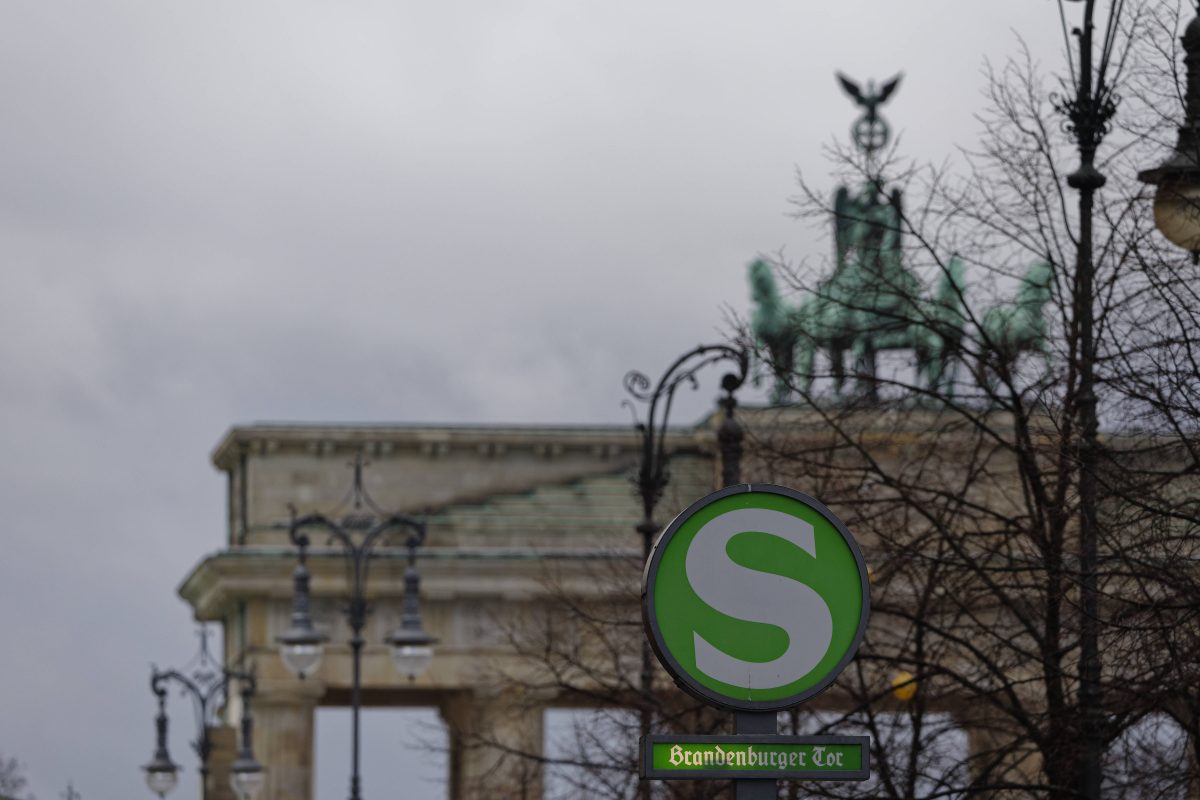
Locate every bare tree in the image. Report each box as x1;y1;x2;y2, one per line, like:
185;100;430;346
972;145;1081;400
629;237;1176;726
468;2;1200;799
740;1;1200;798
464;544;739;799
0;753;35;800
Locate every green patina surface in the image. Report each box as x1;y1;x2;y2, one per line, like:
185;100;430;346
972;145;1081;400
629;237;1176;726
747;72;1055;403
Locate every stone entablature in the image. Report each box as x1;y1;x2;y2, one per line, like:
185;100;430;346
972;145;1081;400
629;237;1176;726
210;423;717;549
181;420;723;800
180;409;1199;799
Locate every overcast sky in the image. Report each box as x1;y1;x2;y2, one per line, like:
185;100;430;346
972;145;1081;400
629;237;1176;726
0;2;1074;798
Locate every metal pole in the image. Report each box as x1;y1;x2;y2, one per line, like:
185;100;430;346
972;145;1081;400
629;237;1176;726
717;385;743;488
637;516;656;800
723;398;767;800
149;629;257;800
350;630;364;800
636;419;663;800
281;462;432;800
625;345;747;800
1065;3;1104;797
349;551;366;800
735;712;776;800
197;697;213;800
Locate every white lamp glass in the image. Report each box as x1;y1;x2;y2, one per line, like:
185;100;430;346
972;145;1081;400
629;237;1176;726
280;642;323;677
391;643;433;679
1153;175;1200;253
145;770;178;798
230;769;265;800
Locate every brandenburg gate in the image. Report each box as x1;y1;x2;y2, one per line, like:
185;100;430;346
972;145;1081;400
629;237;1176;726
179;420;716;799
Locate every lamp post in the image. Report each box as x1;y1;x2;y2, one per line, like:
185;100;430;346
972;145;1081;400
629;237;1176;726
143;687;179;799
1054;2;1120;798
277;454;436;800
142;627;263;800
1137;4;1200;260
623;343;748;800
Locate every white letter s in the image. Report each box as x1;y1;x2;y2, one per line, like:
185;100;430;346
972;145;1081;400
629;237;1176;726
685;508;833;690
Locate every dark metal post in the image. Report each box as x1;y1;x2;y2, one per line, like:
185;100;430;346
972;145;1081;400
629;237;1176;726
735;712;778;800
717;377;744;488
238;681;255;753
154;692;173;765
146;627;257;800
237;680;256;763
721;385;766;799
348;557;367;800
198;743;211;800
280;457;434;800
636;510;658;800
350;635;363;800
142;684;180;797
1057;2;1116;797
227;670;265;800
625;345;748;800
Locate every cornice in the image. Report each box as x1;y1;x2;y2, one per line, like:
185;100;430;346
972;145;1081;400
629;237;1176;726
211;422;712;471
179;546;643;618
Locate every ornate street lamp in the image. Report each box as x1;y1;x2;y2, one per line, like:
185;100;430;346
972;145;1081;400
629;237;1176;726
1137;6;1200;260
384;554;436;679
142;687;179;798
142;627;261;800
278;454;435;800
228;679;265;800
277;547;328;678
624;344;750;559
623;343;748;800
1054;2;1121;798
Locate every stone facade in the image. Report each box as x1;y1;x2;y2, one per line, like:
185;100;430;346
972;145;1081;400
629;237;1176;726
180;422;718;800
180;410;1173;800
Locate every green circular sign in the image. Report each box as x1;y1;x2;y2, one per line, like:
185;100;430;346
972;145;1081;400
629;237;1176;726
642;484;870;712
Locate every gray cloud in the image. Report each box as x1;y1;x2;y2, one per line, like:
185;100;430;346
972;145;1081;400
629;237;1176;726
0;1;1068;797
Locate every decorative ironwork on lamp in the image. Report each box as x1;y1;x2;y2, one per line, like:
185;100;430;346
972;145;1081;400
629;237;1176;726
277;453;435;800
142;687;179;798
142;627;260;800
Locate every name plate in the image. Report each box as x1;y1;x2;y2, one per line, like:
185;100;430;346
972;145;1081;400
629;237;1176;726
641;735;870;781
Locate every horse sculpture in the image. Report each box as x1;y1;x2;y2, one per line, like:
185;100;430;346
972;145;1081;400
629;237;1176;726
749;253;968;400
748;256;1054;401
747;69;1051;403
748;259;800;403
976;259;1055;386
828;180;925;397
909;256;968;396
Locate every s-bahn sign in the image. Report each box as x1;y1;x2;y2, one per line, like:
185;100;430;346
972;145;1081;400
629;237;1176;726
642;484;870;712
641;735;870;781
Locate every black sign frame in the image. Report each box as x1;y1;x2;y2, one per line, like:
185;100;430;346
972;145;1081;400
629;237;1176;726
640;734;871;781
641;483;871;712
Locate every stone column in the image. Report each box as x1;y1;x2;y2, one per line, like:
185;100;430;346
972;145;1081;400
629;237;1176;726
956;708;1042;800
252;684;322;800
440;691;545;800
205;725;237;800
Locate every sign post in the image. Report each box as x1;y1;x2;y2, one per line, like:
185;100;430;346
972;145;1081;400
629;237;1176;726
641;484;871;796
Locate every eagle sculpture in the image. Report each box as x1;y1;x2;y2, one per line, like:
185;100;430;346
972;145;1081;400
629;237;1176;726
835;72;903;116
